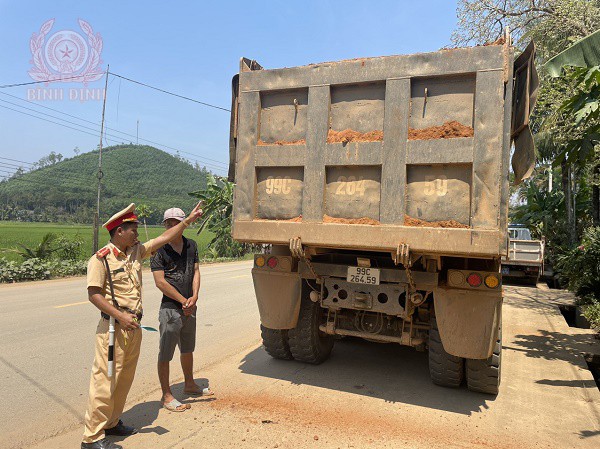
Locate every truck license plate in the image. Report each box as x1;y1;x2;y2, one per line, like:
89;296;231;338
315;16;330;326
501;266;510;275
347;267;380;285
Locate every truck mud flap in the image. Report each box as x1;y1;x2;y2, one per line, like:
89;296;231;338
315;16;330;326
433;287;501;359
252;269;302;329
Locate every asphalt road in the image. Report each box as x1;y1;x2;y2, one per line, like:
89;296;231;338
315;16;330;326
1;262;599;448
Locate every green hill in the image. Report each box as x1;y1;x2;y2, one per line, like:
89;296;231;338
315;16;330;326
0;145;210;224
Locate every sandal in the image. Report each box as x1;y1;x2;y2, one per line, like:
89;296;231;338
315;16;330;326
184;387;214;397
163;398;190;412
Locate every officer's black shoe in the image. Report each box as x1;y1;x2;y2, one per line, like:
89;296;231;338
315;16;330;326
81;437;122;449
104;420;139;436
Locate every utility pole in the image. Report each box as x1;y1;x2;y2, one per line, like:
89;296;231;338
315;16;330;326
136;119;139;145
93;65;110;254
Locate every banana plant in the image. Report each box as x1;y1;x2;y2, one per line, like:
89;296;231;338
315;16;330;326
189;174;241;257
5;233;60;260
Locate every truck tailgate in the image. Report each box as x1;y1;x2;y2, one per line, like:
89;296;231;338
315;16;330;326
232;45;514;257
505;240;544;265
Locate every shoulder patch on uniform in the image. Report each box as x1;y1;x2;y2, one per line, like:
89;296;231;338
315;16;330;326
96;247;110;258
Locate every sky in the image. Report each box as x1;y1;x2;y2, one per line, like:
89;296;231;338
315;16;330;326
0;0;458;179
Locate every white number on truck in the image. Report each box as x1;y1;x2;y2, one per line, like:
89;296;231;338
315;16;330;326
265;176;292;195
424;175;448;196
335;176;366;196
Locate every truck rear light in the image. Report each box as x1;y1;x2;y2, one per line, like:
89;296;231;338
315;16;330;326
267;257;278;269
484;274;499;289
255;255;266;267
448;270;465;287
466;273;482;287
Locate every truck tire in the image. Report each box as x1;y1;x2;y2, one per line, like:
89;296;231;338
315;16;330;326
466;325;502;395
428;315;464;388
260;325;293;360
287;296;334;364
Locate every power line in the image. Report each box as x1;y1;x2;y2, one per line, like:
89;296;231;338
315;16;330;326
0;100;225;173
0;71;231;113
0;156;35;166
0;99;228;172
0;103;113;140
0;78;229;167
0;98;112;137
0;74;98;89
108;72;230;112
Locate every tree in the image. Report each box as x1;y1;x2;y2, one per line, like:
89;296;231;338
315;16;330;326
453;1;599;53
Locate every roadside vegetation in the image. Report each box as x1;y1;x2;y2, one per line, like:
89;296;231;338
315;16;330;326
455;0;600;330
189;174;257;259
0;222;220;283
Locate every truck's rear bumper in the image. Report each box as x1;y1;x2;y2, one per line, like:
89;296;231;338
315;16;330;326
233;221;502;257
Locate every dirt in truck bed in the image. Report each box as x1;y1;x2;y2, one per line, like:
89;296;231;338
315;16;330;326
484;36;506;46
323;215;381;225
257;139;306;146
327;129;384;144
404;216;470;228
255;216;303;222
408;121;474;140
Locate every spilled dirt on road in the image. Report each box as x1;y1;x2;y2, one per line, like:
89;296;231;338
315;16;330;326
207;389;531;449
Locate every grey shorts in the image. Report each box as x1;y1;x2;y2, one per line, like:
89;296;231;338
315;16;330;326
158;306;196;362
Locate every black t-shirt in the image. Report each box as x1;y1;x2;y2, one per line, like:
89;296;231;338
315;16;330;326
150;236;198;309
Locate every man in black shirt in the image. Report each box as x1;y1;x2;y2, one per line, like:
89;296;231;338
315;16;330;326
151;207;212;412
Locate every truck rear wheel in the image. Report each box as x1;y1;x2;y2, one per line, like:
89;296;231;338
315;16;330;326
428;315;464;388
260;325;293;360
287;296;334;364
466;325;502;395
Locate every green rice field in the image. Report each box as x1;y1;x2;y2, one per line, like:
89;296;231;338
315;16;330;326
0;221;214;262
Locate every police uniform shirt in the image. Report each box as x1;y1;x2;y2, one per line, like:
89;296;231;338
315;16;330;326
86;239;158;314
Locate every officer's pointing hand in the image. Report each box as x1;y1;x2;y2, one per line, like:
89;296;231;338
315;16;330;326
119;312;140;331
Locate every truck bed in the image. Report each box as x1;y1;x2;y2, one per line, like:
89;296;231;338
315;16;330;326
231;45;514;258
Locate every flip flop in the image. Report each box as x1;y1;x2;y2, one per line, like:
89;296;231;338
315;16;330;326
163;399;190;412
184;387;214;397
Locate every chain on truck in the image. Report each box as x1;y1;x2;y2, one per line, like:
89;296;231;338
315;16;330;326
228;29;538;395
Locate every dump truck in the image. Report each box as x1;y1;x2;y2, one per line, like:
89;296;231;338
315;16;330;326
501;224;545;285
228;35;538;395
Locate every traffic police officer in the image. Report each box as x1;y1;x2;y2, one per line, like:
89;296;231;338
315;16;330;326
82;202;203;449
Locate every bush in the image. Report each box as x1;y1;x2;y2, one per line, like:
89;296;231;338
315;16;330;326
583;301;600;331
556;226;600;305
55;233;84;260
0;257;87;283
